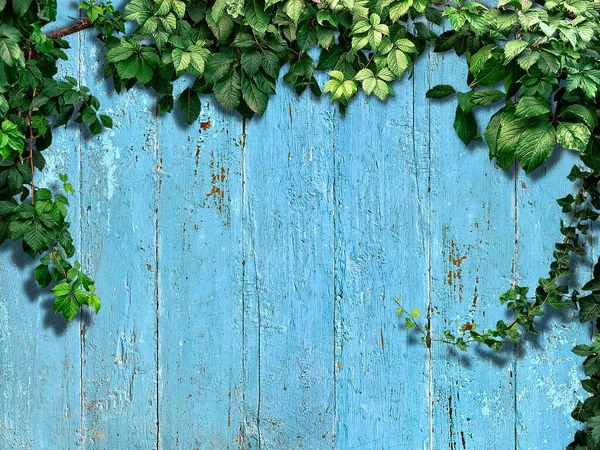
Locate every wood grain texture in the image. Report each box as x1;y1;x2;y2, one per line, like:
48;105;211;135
157;91;245;449
78;42;158;448
0;11;590;450
428;50;517;450
333;62;431;449
243;70;336;449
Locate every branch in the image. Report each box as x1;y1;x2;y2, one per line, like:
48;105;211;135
46;18;93;39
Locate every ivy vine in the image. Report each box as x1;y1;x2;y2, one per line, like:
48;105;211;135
1;0;600;446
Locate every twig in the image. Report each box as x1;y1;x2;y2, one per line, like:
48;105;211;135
46;18;93;39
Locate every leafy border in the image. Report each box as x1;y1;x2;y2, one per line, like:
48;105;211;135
1;0;600;447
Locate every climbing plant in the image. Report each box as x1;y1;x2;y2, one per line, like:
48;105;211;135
1;0;600;446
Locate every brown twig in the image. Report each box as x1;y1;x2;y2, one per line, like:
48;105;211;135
46;18;93;39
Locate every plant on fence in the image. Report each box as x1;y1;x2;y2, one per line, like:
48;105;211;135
0;0;599;446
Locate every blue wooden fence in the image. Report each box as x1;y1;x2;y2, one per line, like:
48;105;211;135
0;3;589;449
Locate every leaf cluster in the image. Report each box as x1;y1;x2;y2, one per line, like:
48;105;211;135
0;0;109;320
98;0;437;121
426;0;600;173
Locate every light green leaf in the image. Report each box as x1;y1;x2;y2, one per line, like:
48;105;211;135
89;293;101;313
354;68;374;81
284;0;304;23
53;292;80;321
557;123;591;153
504;40;528;62
387;50;408;77
172;48;191;72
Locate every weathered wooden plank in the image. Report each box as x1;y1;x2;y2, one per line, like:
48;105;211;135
157;91;245;448
428;50;517;449
332;59;431;448
242;79;336;448
78;40;158;446
0;5;82;449
515;153;588;449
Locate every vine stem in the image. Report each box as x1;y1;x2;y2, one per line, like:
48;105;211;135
27;46;36;204
50;248;69;279
28;115;34;204
46;18;93;39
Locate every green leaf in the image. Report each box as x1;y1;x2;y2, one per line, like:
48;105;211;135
504;40;528;62
0;200;15;215
537;51;560;75
589;415;600;443
583;279;600;292
207;10;234;42
484;111;503;160
496;114;535;171
53;295;80;321
453;108;478;146
245;0;269;36
573;344;592;357
37;0;56;20
177;88;201;125
261;50;280;78
516;122;556;173
23;220;53;252
426;85;456;99
241;51;262;77
241;77;268;115
106;41;137;63
34;264;51;288
117;57;140;79
316;47;340;71
12;0;32;16
205;53;235;83
473;54;509;86
157;95;174;114
562;105;597;130
99;114;113;128
214;69;241;111
515;96;551;119
470;89;505;106
387;50;408;77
